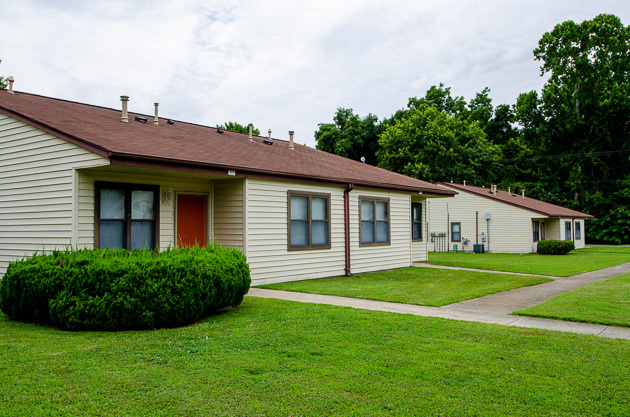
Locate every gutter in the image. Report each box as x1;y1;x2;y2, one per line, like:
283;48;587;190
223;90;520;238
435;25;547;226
344;183;354;276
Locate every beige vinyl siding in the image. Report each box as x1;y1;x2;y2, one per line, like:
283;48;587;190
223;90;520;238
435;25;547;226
245;179;346;285
0;113;108;277
213;179;244;251
574;219;585;249
350;189;413;274
411;197;428;262
544;219;562;242
428;189;545;254
77;168;214;250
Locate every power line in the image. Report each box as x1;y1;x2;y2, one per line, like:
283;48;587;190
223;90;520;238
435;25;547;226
500;148;630;163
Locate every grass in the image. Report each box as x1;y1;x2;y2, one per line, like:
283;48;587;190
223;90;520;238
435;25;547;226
514;272;630;327
2;297;630;416
428;246;630;277
258;267;552;306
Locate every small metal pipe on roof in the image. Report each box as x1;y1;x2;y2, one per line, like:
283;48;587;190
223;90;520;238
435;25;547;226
522;189;525;199
153;103;159;126
288;130;294;150
268;129;272;140
248;123;253;141
120;95;129;123
7;77;14;94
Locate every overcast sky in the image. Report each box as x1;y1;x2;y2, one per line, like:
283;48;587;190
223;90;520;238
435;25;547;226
2;0;629;147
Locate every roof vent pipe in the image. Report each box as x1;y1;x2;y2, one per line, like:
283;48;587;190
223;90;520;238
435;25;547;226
268;129;272;140
248;123;253;141
7;76;14;94
288;130;294;150
522;189;525;199
153;103;159;125
508;186;511;195
120;95;129;123
463;180;466;187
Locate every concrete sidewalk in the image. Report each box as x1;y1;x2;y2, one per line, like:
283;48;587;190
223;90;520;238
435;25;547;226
247;261;630;340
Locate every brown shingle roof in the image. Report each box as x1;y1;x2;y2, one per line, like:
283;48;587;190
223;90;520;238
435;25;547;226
0;90;454;196
436;182;594;219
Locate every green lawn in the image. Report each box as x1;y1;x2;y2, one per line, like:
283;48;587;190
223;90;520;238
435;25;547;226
514;272;630;327
428;246;630;277
259;267;551;306
2;297;630;416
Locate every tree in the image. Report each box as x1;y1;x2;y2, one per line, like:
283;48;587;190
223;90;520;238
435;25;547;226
377;104;502;184
531;13;630;241
314;108;383;164
216;121;260;136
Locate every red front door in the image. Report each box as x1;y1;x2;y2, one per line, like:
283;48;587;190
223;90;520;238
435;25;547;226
177;194;206;248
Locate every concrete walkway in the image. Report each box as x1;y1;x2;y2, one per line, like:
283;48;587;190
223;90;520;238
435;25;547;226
248;262;630;340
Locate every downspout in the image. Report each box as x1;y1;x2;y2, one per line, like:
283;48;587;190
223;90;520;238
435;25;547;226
475;211;478;244
344;183;354;276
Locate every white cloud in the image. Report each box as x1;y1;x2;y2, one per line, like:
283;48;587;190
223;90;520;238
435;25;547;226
1;0;629;146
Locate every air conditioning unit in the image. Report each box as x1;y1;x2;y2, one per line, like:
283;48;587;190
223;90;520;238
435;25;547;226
473;244;485;254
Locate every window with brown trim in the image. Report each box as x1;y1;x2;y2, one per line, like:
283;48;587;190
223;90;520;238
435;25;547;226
412;202;422;241
288;191;331;250
95;182;159;250
533;221;540;242
565;221;572;240
575;222;582;240
360;197;390;246
451;222;461;242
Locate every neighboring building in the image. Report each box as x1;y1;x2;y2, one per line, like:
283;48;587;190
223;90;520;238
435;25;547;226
0;89;454;283
427;182;594;254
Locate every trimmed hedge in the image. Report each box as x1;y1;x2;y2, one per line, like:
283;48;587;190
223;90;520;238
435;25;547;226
0;246;250;330
536;239;575;255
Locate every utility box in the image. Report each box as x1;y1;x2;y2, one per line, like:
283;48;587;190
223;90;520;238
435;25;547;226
473;244;485;254
453;244;458;253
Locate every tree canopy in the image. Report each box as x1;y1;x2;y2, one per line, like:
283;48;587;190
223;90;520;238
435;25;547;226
216;121;260;136
314;108;383;164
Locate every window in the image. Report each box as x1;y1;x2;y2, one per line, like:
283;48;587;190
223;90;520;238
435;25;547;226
288;192;330;250
96;182;159;250
533;221;540;242
565;221;572;240
360;197;390;245
451;222;461;242
412;202;422;241
541;222;546;240
575;221;582;240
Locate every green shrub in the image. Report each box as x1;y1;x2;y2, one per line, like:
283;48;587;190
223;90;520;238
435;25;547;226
0;246;250;331
536;239;575;255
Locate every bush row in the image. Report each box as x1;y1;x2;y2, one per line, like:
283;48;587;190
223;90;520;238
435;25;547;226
536;239;575;255
0;246;250;330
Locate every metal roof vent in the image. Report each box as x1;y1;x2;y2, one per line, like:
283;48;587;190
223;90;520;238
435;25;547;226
120;96;129;123
7;76;15;94
217;128;224;134
167;119;175;125
134;116;147;123
264;129;273;145
289;130;295;150
153;103;159;126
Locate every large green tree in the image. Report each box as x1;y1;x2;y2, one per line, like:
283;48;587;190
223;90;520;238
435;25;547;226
314;108;383;164
377;104;502;184
530;13;630;241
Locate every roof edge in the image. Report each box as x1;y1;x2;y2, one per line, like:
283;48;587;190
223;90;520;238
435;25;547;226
0;105;110;158
437;182;595;219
